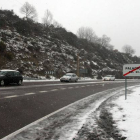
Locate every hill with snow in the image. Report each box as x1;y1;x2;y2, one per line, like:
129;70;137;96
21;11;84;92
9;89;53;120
0;10;140;78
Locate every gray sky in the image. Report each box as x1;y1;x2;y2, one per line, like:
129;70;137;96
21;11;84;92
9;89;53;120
1;0;140;56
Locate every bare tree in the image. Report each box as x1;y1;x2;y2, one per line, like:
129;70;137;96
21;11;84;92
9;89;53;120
20;2;38;21
95;34;114;50
42;9;53;27
53;20;62;28
77;27;114;50
122;45;135;55
77;27;85;38
77;27;97;42
107;44;114;50
100;34;111;47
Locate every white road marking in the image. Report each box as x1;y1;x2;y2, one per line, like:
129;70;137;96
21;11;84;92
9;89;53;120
51;89;58;91
0;80;128;91
75;86;79;88
39;91;48;93
24;93;35;95
4;95;18;98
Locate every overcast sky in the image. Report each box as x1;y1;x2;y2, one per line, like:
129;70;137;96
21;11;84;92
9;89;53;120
1;0;140;56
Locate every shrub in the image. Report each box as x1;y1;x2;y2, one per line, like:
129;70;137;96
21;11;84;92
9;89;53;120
0;41;6;53
0;18;7;27
5;52;13;61
27;45;34;51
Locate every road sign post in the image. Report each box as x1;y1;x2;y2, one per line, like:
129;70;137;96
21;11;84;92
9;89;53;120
125;77;127;100
123;64;140;100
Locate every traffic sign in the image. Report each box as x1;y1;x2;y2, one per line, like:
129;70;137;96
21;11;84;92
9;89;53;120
122;64;140;100
80;69;88;74
123;64;140;76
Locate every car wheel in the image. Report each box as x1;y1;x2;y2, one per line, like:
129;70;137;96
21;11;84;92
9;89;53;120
0;80;5;86
75;79;78;82
17;80;22;85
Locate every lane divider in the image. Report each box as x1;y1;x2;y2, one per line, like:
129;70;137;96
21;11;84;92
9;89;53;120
0;84;100;99
50;89;58;91
5;95;18;98
39;91;48;93
24;93;35;95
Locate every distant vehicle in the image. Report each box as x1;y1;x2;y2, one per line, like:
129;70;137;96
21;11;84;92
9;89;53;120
60;73;78;82
102;75;115;81
0;69;23;86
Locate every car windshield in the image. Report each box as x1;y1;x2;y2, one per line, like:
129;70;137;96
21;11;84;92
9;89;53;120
0;71;8;75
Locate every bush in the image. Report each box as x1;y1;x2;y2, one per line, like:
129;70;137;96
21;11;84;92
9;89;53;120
0;41;6;53
5;52;13;61
27;45;34;51
0;18;7;27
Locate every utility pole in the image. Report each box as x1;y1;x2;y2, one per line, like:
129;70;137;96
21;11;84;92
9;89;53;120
77;53;79;77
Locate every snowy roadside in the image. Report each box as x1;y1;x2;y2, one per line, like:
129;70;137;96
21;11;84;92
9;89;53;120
23;77;96;82
108;86;140;140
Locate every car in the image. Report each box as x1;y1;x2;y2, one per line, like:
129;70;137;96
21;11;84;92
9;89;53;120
102;75;115;81
0;69;23;86
60;73;78;82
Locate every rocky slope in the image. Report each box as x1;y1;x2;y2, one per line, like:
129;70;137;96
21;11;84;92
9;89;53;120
0;10;140;78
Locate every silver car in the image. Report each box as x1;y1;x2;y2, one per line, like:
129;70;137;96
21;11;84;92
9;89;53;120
102;75;115;81
60;73;78;82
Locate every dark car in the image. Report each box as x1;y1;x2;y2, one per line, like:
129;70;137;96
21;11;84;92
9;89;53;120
0;70;23;86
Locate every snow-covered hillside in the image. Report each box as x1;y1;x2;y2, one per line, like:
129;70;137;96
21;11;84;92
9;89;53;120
0;10;140;78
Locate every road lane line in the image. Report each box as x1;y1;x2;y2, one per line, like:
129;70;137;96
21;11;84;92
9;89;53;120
50;89;58;91
0;80;130;91
24;93;35;95
39;91;48;93
4;95;18;98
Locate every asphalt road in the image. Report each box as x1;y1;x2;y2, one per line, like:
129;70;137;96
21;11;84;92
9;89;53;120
0;79;139;139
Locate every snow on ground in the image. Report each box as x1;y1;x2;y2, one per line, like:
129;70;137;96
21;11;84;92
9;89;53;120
23;77;96;82
110;86;140;140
